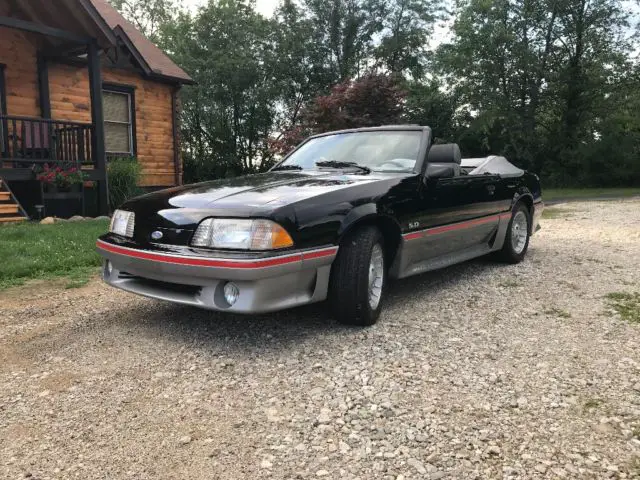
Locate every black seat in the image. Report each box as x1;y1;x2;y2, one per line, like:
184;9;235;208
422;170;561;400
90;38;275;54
427;143;462;176
427;143;462;164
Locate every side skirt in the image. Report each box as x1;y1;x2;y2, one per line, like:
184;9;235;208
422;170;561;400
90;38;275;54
395;243;493;279
391;213;512;280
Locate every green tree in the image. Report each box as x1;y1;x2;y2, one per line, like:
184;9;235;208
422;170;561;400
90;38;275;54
374;0;442;79
109;0;178;42
302;0;386;81
271;0;334;130
438;0;637;186
165;0;281;180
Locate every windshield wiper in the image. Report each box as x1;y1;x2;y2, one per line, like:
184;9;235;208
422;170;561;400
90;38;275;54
315;160;371;174
272;164;303;171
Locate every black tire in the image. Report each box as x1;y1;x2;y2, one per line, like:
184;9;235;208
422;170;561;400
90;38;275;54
329;226;386;326
498;203;531;264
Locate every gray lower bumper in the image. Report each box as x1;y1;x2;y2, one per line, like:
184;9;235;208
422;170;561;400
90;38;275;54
98;241;338;314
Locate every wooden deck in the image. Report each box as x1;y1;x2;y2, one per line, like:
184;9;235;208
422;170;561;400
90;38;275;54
0;178;28;223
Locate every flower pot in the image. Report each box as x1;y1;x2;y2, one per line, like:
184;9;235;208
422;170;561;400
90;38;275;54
42;184;83;219
43;183;81;194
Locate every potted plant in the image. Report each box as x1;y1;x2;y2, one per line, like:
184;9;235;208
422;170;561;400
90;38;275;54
36;163;87;193
35;163;87;218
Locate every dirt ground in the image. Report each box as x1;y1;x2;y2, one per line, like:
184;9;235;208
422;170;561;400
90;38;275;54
1;199;639;479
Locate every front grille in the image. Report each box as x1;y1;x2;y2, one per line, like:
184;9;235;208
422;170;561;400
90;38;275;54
118;273;201;296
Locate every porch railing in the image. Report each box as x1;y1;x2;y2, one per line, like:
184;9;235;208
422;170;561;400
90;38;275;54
0;115;94;167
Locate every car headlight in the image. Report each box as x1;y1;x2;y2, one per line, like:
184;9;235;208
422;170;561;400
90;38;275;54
191;219;294;250
110;209;135;238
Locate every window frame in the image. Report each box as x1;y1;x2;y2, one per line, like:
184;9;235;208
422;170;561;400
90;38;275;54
102;83;137;157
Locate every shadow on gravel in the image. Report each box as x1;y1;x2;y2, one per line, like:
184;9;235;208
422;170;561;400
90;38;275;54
109;255;507;354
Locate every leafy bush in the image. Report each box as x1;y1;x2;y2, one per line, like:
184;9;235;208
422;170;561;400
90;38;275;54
107;157;143;211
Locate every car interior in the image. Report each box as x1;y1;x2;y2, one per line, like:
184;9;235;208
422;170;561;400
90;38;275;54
426;144;525;178
426;143;462;178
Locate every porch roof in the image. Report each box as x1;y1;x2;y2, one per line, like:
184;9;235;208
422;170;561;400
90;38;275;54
91;0;193;84
0;0;117;50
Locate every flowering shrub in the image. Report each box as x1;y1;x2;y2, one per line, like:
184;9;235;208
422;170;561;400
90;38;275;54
270;73;407;157
36;164;87;189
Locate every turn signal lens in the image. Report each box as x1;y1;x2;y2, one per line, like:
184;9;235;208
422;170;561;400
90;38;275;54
191;219;294;250
271;224;294;249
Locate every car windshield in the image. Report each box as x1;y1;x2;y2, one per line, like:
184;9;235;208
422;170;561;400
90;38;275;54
275;131;422;173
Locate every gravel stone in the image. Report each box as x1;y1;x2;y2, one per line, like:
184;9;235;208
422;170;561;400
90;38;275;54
1;199;640;478
407;458;427;475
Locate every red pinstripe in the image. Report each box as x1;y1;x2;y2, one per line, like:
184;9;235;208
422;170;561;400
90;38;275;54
404;212;512;241
96;240;338;269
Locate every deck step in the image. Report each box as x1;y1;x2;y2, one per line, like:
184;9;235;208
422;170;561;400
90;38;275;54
0;216;26;223
0;176;28;221
0;204;19;214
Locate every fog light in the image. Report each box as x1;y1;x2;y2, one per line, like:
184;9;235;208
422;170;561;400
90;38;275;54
223;282;239;306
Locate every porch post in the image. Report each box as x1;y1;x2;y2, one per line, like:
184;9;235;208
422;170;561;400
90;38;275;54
37;54;51;118
87;40;109;215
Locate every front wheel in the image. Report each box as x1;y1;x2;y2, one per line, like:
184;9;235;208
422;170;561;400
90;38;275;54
329;226;386;326
498;203;531;264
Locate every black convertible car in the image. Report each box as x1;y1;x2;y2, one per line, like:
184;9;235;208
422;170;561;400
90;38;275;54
97;126;543;326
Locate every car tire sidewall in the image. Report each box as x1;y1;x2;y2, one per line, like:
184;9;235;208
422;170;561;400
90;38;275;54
362;237;386;322
330;227;386;326
504;204;531;263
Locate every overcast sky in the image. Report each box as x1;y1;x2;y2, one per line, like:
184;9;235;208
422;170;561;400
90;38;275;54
180;0;637;54
183;0;280;17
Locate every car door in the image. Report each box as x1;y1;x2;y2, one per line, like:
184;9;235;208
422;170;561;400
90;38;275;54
404;173;510;261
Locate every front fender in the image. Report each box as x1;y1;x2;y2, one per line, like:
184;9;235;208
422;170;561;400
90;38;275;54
337;203;379;238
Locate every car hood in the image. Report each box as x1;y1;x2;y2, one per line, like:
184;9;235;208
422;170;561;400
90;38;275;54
122;170;390;228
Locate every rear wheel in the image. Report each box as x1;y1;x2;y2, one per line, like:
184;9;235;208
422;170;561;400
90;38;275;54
329;226;386;326
498;203;531;263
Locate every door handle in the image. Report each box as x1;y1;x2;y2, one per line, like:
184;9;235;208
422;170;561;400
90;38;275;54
486;185;496;195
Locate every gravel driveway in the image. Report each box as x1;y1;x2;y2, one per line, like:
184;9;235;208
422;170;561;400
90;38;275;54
1;199;639;480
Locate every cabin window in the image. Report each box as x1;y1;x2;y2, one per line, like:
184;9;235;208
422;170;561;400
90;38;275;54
103;86;136;156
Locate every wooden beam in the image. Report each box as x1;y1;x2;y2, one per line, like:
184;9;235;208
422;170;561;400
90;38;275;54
76;0;119;47
37;54;51;119
171;87;182;186
88;41;109;215
0;168;33;181
0;16;90;43
0;64;7;115
112;26;152;75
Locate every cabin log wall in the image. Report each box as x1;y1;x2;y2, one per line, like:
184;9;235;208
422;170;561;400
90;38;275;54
0;24;179;187
49;66;177;187
0;26;40;117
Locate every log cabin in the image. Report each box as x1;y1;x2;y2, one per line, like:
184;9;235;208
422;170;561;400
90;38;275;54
0;0;193;221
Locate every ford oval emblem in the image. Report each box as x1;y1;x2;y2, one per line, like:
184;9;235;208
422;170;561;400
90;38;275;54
151;231;164;241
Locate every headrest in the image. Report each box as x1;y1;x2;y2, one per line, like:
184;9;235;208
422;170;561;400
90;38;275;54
427;144;462;165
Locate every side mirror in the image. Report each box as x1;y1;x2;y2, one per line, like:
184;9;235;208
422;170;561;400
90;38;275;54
425;163;457;180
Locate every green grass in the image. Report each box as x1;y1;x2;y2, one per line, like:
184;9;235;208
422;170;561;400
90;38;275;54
544;307;572;319
0;219;109;290
541;207;566;219
544;188;640;201
605;292;640;324
583;398;604;410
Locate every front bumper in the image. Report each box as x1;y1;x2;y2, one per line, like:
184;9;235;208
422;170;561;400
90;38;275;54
97;239;338;314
